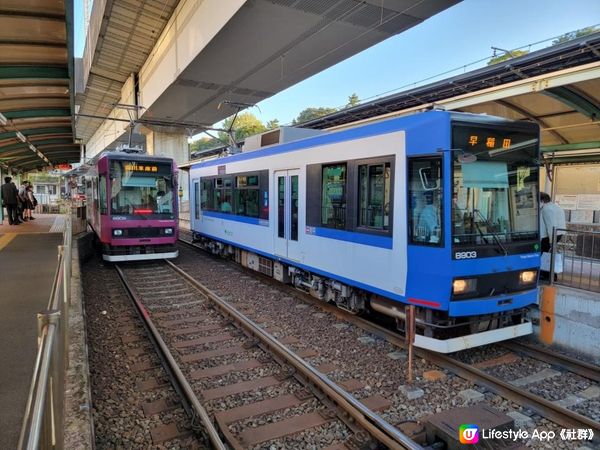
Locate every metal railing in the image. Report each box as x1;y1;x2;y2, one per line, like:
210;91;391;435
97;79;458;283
18;215;72;450
550;227;600;292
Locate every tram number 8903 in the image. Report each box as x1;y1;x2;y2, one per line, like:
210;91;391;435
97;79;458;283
454;251;478;259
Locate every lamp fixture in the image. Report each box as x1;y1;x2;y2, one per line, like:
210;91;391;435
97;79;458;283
0;112;7;126
16;131;27;143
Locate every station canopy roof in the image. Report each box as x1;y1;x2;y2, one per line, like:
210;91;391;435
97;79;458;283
0;0;77;174
302;31;600;165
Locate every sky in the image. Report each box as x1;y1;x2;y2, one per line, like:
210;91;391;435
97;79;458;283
74;0;600;136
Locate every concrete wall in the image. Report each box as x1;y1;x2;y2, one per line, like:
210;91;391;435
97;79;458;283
533;285;600;364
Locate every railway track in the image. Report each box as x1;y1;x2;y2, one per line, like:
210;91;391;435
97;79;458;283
83;259;207;448
114;264;223;449
177;236;600;444
501;341;600;383
115;259;421;450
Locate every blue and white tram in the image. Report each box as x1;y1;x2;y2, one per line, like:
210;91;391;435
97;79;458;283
189;111;540;352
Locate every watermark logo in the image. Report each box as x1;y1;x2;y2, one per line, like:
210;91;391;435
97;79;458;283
459;424;479;444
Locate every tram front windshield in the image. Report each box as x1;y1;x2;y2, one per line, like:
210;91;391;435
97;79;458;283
452;124;539;249
110;160;174;217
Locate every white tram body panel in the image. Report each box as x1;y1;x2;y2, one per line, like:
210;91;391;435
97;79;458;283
190;130;408;298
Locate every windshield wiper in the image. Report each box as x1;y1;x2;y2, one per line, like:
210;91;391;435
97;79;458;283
474;209;508;256
472;219;490;245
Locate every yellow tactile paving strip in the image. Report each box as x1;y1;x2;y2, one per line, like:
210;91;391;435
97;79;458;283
0;233;16;251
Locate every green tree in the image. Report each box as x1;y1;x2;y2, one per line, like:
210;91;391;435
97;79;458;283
292;107;338;125
487;49;529;66
346;93;360;108
219;112;267;143
189;136;220;157
552;26;598;45
265;119;280;130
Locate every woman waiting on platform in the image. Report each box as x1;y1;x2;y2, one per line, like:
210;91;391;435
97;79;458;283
25;184;37;220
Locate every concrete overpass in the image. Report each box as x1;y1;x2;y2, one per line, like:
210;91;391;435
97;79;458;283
75;0;461;164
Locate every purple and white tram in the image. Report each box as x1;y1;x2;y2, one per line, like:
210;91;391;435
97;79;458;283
85;151;179;261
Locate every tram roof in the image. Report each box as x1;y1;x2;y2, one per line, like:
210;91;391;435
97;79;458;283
299;31;600;165
0;0;77;175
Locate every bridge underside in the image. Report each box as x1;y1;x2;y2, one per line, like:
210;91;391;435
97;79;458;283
76;0;461;156
143;0;462;127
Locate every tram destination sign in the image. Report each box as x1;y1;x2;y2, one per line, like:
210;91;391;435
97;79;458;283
124;162;159;173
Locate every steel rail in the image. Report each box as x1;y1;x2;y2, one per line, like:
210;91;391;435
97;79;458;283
319;300;600;435
114;265;226;450
422;350;600;436
165;259;422;450
502;341;600;383
177;238;600;439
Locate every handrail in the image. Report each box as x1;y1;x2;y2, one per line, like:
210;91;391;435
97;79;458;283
18;215;72;450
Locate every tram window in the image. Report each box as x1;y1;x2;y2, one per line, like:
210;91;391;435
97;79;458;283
99;175;107;215
233;174;260;217
215;177;233;213
194;181;200;219
408;157;443;246
291;175;299;241
234;188;259;217
358;162;391;230
321;164;347;229
200;178;214;210
278;176;285;238
236;175;259;187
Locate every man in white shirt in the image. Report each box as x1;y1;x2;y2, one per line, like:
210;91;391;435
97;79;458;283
540;192;566;279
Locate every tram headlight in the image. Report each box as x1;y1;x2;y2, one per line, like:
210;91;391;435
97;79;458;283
113;229;123;236
164;228;173;235
453;278;477;295
519;270;537;285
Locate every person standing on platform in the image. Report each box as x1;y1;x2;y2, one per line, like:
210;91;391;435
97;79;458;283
26;184;36;220
18;180;30;221
540;192;566;280
1;176;21;225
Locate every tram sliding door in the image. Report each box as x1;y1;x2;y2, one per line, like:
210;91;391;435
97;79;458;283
274;169;300;261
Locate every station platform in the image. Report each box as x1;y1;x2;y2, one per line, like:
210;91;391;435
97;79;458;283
0;214;67;450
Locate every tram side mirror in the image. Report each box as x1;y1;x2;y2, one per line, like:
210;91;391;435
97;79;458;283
457;152;477;164
419;168;439;191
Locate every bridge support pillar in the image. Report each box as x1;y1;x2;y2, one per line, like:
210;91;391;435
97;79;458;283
142;128;190;220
